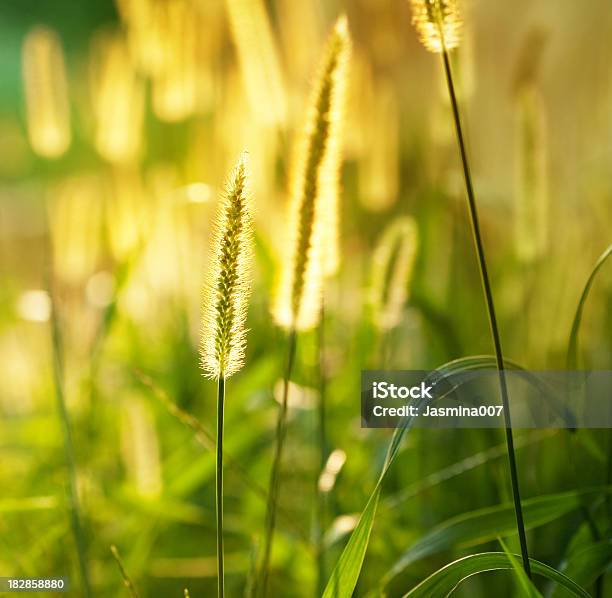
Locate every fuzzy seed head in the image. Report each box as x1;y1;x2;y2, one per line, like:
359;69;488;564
90;30;144;164
370;217;419;330
200;153;253;379
514;86;548;263
22;26;71;158
410;0;462;53
273;15;351;330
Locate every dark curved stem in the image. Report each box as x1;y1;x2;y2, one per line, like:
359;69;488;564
216;376;226;597
441;48;532;578
258;329;298;597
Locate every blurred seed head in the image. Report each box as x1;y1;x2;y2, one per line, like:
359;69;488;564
200;153;254;379
514;86;549;263
273;16;351;331
224;0;287;125
115;0;166;75
320;16;352;279
358;80;399;212
21;26;71;158
151;0;198;122
49;175;103;284
107;168;148;261
90;29;144;164
370;216;419;330
410;0;462;53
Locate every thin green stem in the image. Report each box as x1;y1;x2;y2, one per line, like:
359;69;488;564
216;376;226;598
110;545;140;598
40;170;91;596
318;308;328;472
258;329;298;597
441;48;531;578
48;277;91;597
316;305;328;597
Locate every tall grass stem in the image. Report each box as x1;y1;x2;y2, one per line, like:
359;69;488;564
48;275;91;597
216;376;226;597
258;328;298;597
316;304;328;596
110;545;139;598
441;47;531;578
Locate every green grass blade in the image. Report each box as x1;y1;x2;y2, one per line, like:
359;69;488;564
498;537;543;597
552;540;612;597
382;487;611;586
322;410;417;598
322;354;571;598
567;243;612;368
431;355;575;426
402;552;591;598
322;486;382;598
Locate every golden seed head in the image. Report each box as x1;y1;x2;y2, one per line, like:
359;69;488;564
224;0;287;124
272;15;351;331
514;86;548;263
410;0;462;53
370;216;419;330
90;30;144;164
200;153;253;379
21;26;71;158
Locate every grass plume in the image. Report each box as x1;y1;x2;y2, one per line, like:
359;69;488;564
410;0;532;578
200;153;253;598
410;0;461;54
90;30;144;164
151;0;198;122
370;216;419;330
200;152;253;380
273;15;351;330
514;86;549;263
224;0;287;124
22;26;71;158
258;17;350;596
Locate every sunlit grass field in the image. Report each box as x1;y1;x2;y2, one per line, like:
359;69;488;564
0;0;611;596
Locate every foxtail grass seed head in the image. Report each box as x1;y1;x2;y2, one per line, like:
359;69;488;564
370;217;419;330
224;0;287;125
22;26;71;158
514;86;549;263
50;175;103;284
320;17;351;278
200;154;253;379
410;0;462;53
359;81;398;212
151;0;198;122
273;16;351;330
90;30;144;164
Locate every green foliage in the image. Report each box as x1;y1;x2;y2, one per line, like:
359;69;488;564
402;553;590;597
